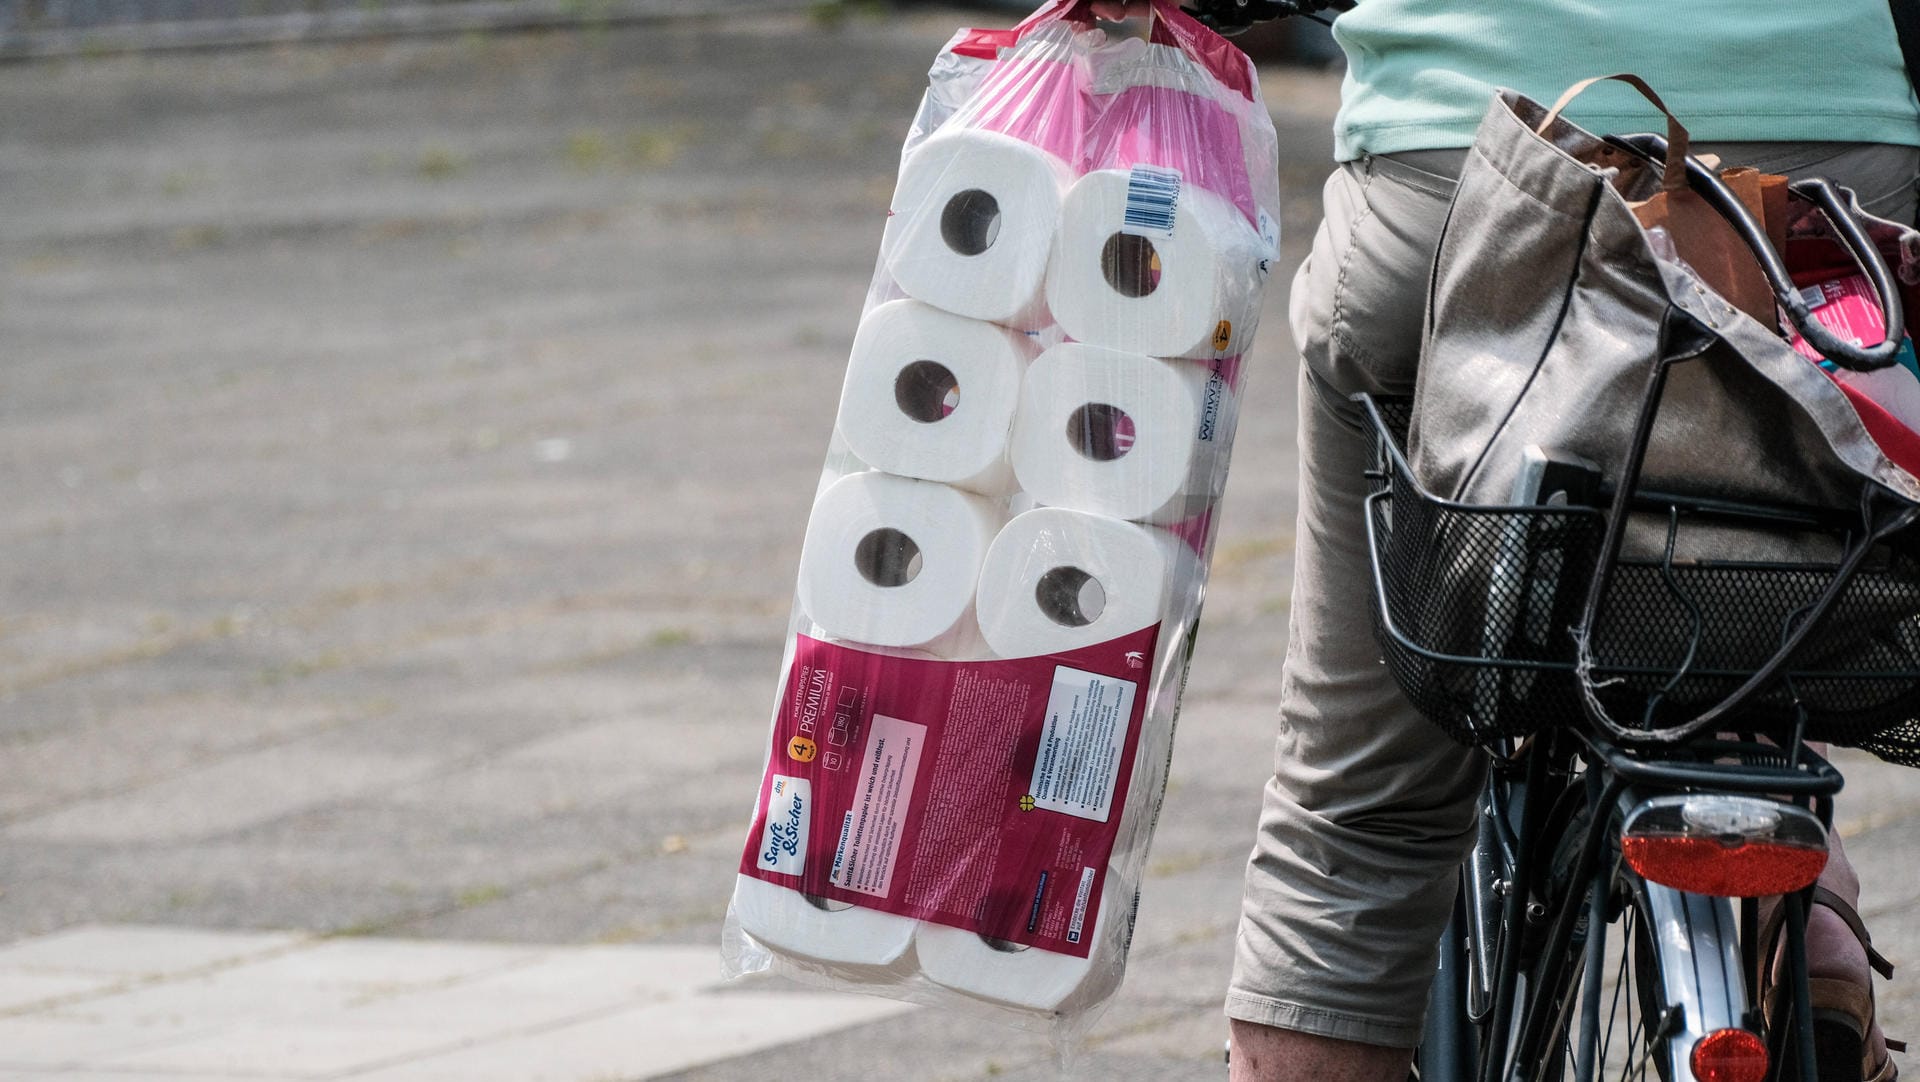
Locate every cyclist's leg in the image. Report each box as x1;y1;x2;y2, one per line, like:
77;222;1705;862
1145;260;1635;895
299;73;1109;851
1227;151;1485;1076
1228;1021;1415;1082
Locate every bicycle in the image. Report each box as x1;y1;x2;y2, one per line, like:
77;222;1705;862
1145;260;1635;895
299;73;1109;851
1365;388;1916;1082
1359;155;1919;1082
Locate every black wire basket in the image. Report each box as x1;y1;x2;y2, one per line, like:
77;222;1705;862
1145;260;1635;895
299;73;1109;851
1361;394;1920;766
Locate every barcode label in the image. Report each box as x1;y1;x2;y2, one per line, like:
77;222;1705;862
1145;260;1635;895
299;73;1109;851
1121;164;1180;239
1066;865;1097;944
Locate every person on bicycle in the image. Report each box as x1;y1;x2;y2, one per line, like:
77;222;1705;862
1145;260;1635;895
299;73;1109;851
1086;1;1920;1078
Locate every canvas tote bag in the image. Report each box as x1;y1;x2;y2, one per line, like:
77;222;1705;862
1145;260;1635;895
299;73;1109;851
1406;76;1920;745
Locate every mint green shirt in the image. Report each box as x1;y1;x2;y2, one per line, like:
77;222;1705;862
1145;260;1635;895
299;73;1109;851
1332;0;1920;161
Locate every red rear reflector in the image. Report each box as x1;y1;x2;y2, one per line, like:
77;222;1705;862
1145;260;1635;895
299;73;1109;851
1690;1026;1768;1082
1621;835;1827;897
1620;795;1828;897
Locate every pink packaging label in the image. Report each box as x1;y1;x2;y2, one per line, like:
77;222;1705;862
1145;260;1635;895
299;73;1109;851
1790;273;1887;361
739;628;1160;958
1085;84;1256;226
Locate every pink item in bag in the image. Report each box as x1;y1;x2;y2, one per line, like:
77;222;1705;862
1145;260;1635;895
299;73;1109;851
1087;78;1256;225
1789;271;1920;472
1789;273;1890;362
959;26;1093;166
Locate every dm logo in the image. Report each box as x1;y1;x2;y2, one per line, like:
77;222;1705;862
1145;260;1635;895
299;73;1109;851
787;735;818;763
757;775;811;876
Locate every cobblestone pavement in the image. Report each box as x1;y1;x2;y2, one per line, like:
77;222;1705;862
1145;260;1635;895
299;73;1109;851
1;11;1914;1080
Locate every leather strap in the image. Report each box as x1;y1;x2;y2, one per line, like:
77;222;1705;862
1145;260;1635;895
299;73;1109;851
1810;885;1897;981
1754;887;1908;1069
1752;884;1897;1010
1537;74;1691;192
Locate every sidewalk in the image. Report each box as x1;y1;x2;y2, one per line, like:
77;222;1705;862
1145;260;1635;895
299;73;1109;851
0;924;907;1079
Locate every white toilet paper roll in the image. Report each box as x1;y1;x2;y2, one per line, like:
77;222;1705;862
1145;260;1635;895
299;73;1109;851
1010;344;1234;524
734;875;917;968
1047;169;1267;358
975;508;1199;657
915;882;1126;1011
836;300;1038;495
885;128;1071;330
796;471;1006;651
816;622;992;663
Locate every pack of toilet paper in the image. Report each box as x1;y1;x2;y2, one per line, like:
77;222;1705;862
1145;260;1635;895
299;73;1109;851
722;0;1281;1043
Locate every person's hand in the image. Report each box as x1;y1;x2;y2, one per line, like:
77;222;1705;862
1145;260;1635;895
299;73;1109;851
1089;1;1150;20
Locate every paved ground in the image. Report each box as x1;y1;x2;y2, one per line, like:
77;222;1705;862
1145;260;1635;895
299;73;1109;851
0;924;909;1079
0;10;1914;1081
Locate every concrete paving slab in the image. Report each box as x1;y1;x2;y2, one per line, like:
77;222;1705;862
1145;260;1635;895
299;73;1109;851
4;743;448;844
100;1018;489;1077
645;1009;1054;1082
0;1015;205;1068
650;987;1228;1082
983;1053;1226;1082
309;947;722;1034
0;698;343;822
0;972;117;1013
0;925;907;1081
10;936;547;1057
344;991;913;1082
396;844;738;945
0;925;303;980
0;1073;304;1082
209;936;549;990
44;972;365;1034
38;940;606;1035
438;943;725;999
379;710;763;824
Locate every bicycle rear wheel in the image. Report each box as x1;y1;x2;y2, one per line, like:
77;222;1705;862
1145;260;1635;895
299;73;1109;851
1524;856;1746;1082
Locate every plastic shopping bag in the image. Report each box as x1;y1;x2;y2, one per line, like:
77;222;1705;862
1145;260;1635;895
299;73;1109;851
720;0;1281;1046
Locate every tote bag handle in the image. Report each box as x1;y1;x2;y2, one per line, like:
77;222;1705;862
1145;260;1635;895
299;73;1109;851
1536;74;1694;195
1604;132;1907;372
1540;74;1905;369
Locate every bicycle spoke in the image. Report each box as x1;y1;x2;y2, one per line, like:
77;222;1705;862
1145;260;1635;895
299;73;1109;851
1611;905;1634;1082
1547;947;1585;1078
1542;884;1660;1082
1562;901;1662;1082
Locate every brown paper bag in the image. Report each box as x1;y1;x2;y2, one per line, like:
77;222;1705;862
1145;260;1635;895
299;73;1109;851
1630;181;1776;324
1719;166;1791;261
